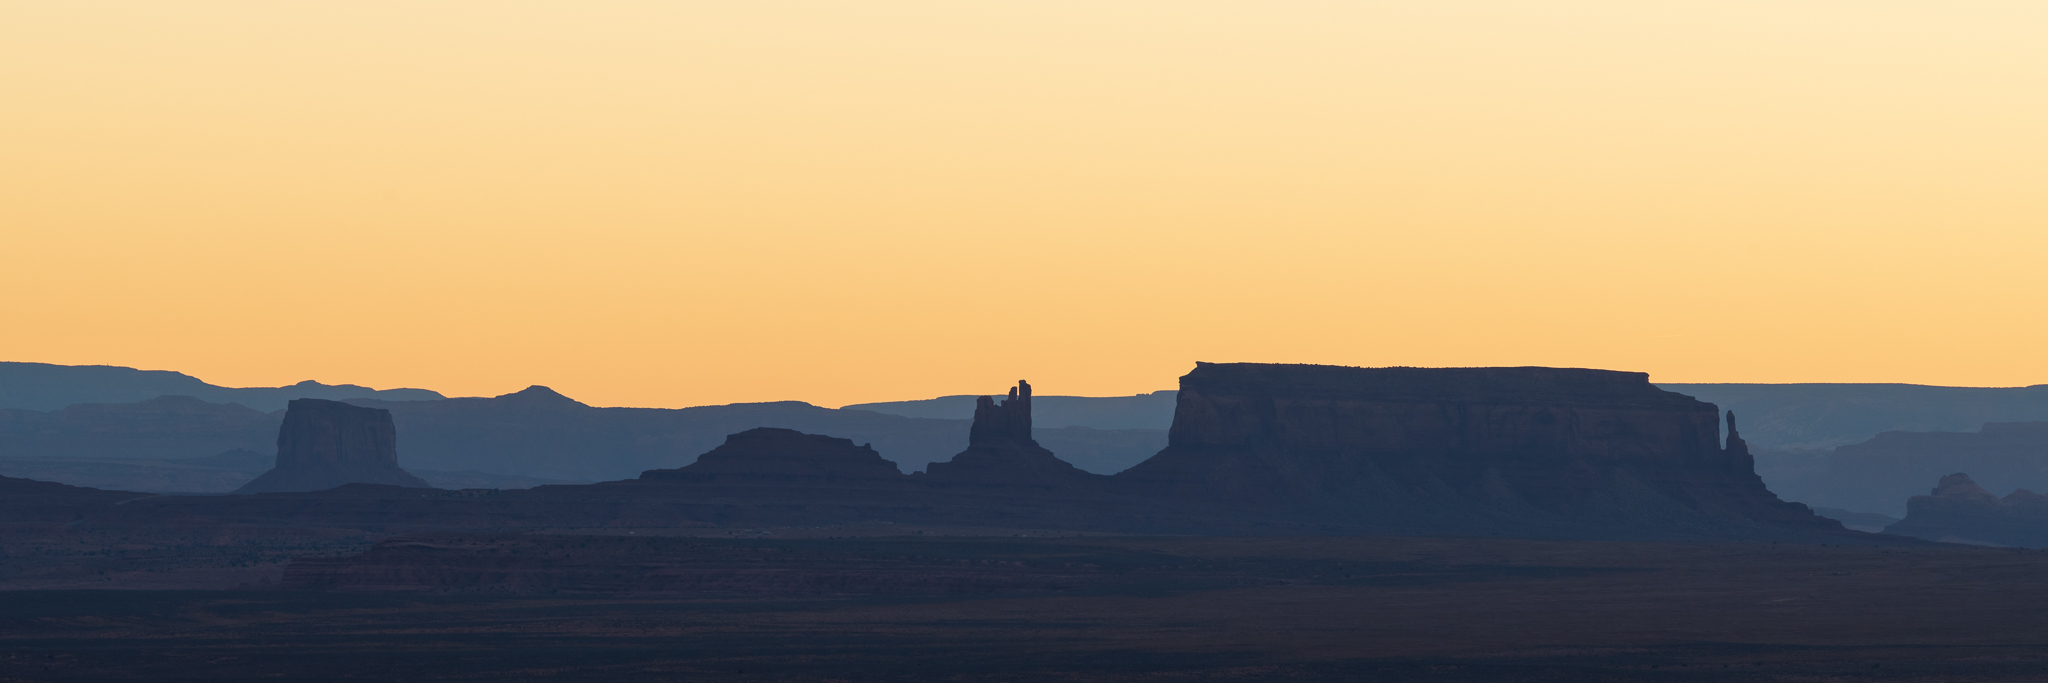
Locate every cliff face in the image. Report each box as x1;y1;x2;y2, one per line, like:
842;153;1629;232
1884;473;2048;547
1116;363;1837;539
237;399;430;493
920;381;1101;487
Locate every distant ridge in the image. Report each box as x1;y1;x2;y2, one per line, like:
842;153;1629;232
0;361;445;412
845;391;1178;430
852;383;2048;451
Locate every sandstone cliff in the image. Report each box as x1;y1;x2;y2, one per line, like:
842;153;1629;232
236;399;430;493
1883;473;2048;547
1115;363;1840;540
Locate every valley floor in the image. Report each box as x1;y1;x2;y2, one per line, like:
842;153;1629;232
5;534;2048;681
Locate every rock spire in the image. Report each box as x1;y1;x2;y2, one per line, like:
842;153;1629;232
1724;410;1748;456
922;380;1097;487
968;380;1034;445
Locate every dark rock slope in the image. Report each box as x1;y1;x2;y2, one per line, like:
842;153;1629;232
1115;363;1841;540
1883;473;2048;547
236;399;431;493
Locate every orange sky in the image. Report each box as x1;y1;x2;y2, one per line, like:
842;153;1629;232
4;1;2046;408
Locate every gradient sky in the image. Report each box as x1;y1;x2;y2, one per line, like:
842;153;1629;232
4;2;2045;408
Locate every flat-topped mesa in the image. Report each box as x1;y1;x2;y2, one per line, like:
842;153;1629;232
236;399;431;494
635;428;906;486
1115;363;1840;540
922;380;1098;487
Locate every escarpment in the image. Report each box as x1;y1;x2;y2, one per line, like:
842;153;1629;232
1114;363;1840;539
236;399;431;493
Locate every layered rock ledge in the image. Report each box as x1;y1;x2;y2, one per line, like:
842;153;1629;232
1114;363;1840;539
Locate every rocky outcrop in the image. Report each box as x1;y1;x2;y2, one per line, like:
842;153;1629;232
236;399;430;493
920;381;1101;488
1115;363;1841;540
1883;473;2048;547
636;428;905;485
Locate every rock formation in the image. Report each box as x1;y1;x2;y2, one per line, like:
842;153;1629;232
920;381;1100;487
1883;473;2048;546
11;365;1881;544
236;399;430;493
1115;363;1840;540
1796;422;2048;517
636;428;905;485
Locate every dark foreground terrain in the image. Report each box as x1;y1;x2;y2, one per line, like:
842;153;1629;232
6;534;2048;682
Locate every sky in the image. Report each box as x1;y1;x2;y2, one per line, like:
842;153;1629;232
4;1;2045;408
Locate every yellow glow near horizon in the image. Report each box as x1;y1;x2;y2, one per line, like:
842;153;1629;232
4;1;2046;408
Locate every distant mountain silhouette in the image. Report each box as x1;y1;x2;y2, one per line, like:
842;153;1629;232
0;361;443;412
1656;383;2048;450
0;395;277;459
1766;422;2048;517
350;386;1159;481
0;448;578;493
1884;473;2048;546
846;391;1179;430
0;385;1162;483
